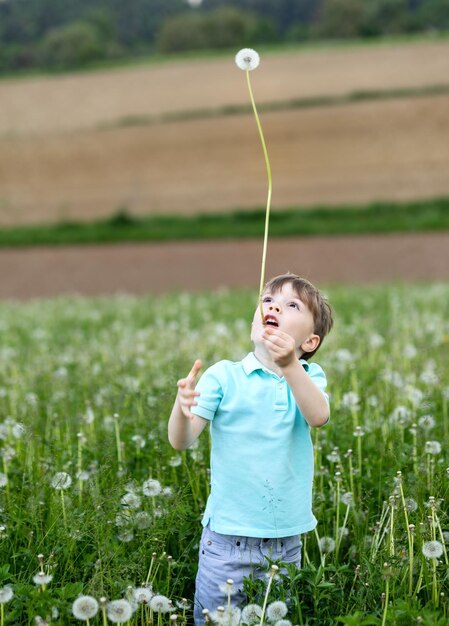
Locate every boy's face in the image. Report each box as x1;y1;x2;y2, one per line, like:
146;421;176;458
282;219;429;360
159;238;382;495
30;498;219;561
250;282;319;357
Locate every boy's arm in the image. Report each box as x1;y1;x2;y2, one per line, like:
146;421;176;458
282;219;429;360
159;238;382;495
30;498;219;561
262;327;329;428
168;360;209;450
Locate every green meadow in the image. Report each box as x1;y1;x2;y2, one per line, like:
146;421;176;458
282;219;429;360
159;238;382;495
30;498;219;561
0;283;448;624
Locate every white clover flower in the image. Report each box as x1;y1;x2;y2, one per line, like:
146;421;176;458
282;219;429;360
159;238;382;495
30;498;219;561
72;595;99;620
135;511;152;530
142;479;162;497
0;585;13;604
121;492;141;510
318;537;336;553
107;599;133;623
422;540;444;559
241;604;263;625
235;48;260;71
266;601;288;623
33;573;53;586
425;441;442;455
133;586;154;605
0;473;7;488
150;594;172;613
51;472;72;490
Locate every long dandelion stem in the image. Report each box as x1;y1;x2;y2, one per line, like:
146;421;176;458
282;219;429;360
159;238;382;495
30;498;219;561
245;68;272;322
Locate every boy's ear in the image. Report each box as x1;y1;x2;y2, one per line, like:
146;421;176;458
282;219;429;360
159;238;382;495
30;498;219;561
300;334;320;354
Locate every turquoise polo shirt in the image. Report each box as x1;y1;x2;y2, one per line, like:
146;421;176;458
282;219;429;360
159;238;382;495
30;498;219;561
191;352;329;538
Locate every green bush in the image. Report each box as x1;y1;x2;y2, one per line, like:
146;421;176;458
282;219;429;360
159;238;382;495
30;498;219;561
39;20;109;69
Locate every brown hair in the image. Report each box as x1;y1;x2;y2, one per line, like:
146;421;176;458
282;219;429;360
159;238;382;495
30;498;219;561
263;273;333;360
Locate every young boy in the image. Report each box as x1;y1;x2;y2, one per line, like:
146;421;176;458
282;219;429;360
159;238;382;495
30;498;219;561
168;273;333;623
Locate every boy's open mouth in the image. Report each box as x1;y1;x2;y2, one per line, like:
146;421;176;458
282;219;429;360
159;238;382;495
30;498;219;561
264;315;279;327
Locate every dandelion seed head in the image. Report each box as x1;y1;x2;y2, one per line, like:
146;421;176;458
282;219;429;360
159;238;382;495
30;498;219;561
266;601;288;623
0;473;7;488
235;48;260;71
0;585;14;604
106;599;133;623
51;472;72;490
425;440;442;455
120;492;141;509
422;540;444;559
33;573;53;586
274;620;292;626
341;391;359;409
117;530;134;543
219;579;236;595
241;604;263;625
132;586;154;604
135;511;152;529
318;536;336;553
418;415;436;430
341;492;354;506
168;456;182;468
150;594;172;613
142;478;162;497
404;498;418;512
72;595;99;620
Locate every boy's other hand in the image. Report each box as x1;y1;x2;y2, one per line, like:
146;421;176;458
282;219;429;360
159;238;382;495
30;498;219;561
177;359;202;420
262;327;296;368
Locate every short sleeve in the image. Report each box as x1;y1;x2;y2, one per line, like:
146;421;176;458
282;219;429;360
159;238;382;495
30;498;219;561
190;362;225;421
307;362;329;405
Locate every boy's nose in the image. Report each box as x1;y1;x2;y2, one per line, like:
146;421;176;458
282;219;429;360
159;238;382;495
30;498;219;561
269;304;280;312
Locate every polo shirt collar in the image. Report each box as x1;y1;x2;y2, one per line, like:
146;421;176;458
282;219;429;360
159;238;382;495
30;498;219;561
242;352;310;376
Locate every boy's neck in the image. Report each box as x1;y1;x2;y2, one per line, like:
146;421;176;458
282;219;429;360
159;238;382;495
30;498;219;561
252;347;284;377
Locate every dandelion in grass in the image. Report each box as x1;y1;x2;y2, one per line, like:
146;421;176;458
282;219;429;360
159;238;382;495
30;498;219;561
51;471;72;528
33;573;53;586
106;599;133;623
168;456;182;468
142;478;162;496
0;585;13;603
115;510;133;527
319;536;336;553
0;474;7;488
422;540;444;559
235;48;260;71
72;595;99;622
219;579;236;595
133;586;154;605
241;604;262;625
341;391;359;409
121;492;141;509
132;435;146;449
274;621;292;626
404;498;418;513
341;492;354;506
135;511;152;529
117;530;134;543
150;595;172;613
419;415;436;430
266;601;288;622
425;441;442;455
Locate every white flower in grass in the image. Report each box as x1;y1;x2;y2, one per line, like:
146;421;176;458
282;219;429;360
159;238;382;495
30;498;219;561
0;473;7;488
442;531;449;544
72;595;99;621
341;392;359;409
115;510;132;527
187;0;203;8
117;530;134;543
404;498;418;513
121;492;141;509
107;599;133;623
318;537;336;553
135;511;152;530
422;540;444;559
131;435;146;449
150;594;172;613
51;472;72;490
274;621;292;626
341;492;353;506
235;48;260;71
241;604;262;625
33;573;53;586
211;606;241;626
142;479;162;496
425;441;441;455
0;585;13;604
133;586;154;605
219;578;236;595
168;456;182;468
418;415;436;430
266;601;288;623
389;406;411;424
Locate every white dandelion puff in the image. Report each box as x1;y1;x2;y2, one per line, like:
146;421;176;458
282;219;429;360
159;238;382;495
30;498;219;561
72;595;99;620
107;599;133;623
142;479;162;497
274;621;292;626
150;595;172;613
51;472;72;490
120;492;141;509
131;435;146;449
318;537;336;553
241;604;263;625
168;456;182;468
341;391;359;409
266;601;288;623
219;578;236;595
117;530;134;543
425;441;442;455
0;585;14;604
418;415;436;430
404;498;418;513
422;540;444;559
341;492;354;506
0;473;7;488
235;48;260;71
132;586;154;605
135;511;152;530
33;573;53;586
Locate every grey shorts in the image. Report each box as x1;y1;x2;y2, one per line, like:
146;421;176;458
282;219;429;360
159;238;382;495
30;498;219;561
194;525;302;625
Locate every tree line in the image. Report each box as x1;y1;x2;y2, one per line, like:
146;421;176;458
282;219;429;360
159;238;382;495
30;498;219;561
0;0;448;73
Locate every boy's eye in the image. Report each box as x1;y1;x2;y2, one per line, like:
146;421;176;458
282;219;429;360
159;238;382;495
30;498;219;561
289;302;299;309
262;296;272;303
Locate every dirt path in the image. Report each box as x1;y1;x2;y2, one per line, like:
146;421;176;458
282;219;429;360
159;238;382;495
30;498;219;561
1;232;448;300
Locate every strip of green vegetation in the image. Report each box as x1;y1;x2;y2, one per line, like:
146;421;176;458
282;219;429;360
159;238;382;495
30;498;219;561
103;83;449;130
1;197;449;248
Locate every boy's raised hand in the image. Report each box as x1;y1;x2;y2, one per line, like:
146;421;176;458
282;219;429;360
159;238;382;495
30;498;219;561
176;359;202;420
262;327;297;368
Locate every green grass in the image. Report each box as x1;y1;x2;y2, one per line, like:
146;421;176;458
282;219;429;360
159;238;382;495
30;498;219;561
0;284;448;624
1;197;449;248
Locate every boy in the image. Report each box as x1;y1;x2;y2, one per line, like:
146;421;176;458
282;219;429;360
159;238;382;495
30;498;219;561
168;273;333;623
